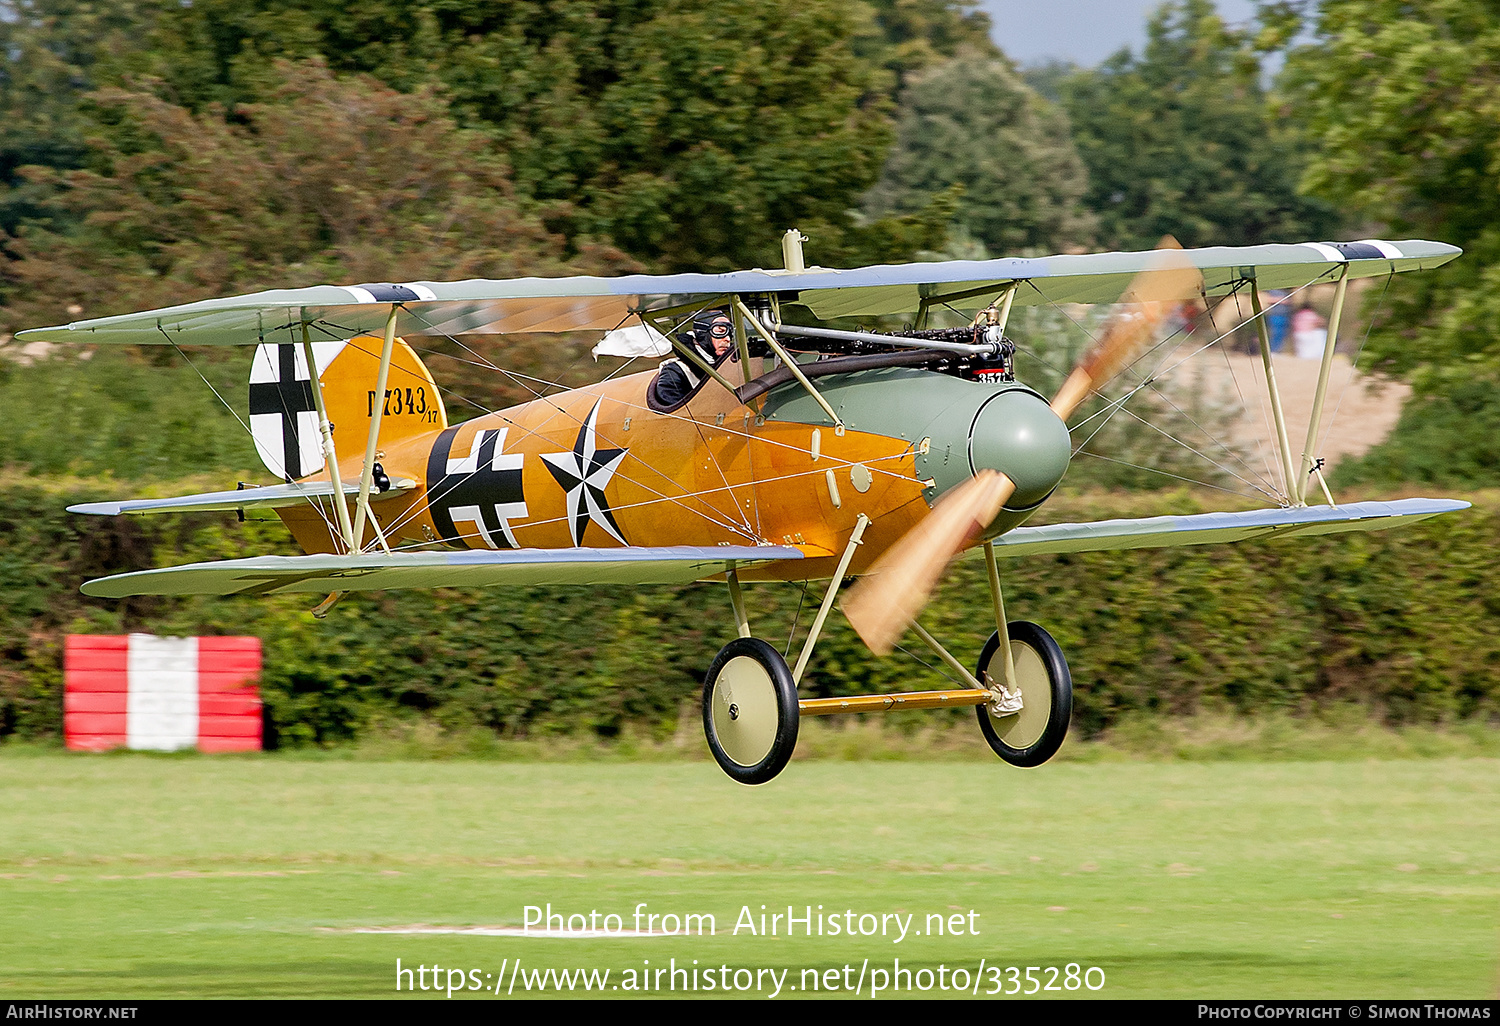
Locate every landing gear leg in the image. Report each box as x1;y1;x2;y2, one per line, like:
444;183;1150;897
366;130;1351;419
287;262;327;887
701;518;869;784
703;559;795;784
975;543;1072;766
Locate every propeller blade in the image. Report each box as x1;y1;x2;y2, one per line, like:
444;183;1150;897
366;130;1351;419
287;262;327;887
843;470;1016;656
1050;236;1203;423
845;239;1201;658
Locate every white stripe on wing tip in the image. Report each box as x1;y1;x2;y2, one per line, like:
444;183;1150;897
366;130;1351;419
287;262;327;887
1301;243;1346;263
1358;240;1404;260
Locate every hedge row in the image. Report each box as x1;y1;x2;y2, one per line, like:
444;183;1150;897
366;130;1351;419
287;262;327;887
1;482;1495;746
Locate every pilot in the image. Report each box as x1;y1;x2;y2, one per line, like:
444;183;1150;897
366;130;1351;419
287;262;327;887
650;309;734;410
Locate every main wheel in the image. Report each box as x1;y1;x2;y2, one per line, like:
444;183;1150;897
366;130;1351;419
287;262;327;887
975;621;1072;767
702;638;800;785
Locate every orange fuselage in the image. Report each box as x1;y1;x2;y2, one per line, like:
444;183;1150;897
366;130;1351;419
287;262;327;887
279;358;929;582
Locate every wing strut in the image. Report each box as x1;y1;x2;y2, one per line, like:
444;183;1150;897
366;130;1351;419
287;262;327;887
1247;283;1299;501
300;313;357;552
725;560;752;639
982;540;1017;691
1298;264;1351;505
728;302;756;402
790;513;868;684
351;304;399;552
990;281;1018;335
734;298;844;429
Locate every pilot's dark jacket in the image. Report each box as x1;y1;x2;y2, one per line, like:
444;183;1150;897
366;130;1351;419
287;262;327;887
648;340;731;411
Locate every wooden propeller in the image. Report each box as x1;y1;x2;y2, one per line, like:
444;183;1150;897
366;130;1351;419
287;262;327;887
1049;236;1202;421
842;237;1203;656
841;470;1015;656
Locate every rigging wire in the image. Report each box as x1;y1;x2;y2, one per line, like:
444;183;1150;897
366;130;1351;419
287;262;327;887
1071;450;1263;498
1200;283;1286;497
306;322;768;546
1129;281;1285;496
1111;404;1281;502
374;263;1326;551
784;582;810;660
166;335;343;545
345;305;921;545
1060;274;1334;496
328;305;931;498
387;321;756;542
182;261;1354;562
893;640;964;689
376;447;920;555
1139;376;1282;498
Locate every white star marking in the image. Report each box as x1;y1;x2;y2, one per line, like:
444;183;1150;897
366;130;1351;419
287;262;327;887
540;401;630;546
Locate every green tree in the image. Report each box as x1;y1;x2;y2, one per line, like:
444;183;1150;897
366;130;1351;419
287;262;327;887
864;56;1095;256
1059;0;1337;251
0;1;997;279
4;60;584;331
133;0;926;271
1281;0;1500;385
0;1;163;236
856;0;998;92
1278;0;1500;486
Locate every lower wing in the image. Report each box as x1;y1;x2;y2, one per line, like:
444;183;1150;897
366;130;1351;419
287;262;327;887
67;479;414;516
76;499;1464;597
985;498;1468;558
80;545;803;598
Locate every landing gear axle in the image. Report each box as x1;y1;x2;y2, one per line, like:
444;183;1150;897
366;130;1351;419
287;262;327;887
975;620;1072;767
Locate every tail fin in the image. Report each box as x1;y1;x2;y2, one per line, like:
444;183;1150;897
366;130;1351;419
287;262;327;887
249;337;448;481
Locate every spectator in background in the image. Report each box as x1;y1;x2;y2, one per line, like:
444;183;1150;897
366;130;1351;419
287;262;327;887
1265;289;1292;353
1293;302;1328;359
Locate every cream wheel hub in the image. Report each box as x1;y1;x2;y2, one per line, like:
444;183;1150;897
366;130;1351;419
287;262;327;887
710;655;780;767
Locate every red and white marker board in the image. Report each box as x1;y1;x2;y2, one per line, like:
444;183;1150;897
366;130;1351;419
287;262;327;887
64;635;263;752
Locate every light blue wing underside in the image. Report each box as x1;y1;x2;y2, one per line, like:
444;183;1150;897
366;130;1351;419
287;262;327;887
66;478;417;516
76;499;1466;598
984;498;1469;559
79;545;806;598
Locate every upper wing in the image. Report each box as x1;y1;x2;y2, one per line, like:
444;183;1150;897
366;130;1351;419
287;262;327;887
78;545;803;598
984;498;1469;559
17;239;1460;347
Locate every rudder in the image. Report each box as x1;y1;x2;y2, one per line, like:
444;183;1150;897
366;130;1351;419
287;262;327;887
248;337;448;481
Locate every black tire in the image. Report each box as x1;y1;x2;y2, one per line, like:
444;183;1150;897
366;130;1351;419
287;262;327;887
702;638;800;785
974;621;1072;767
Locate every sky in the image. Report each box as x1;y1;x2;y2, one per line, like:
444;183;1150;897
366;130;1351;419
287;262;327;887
976;0;1262;67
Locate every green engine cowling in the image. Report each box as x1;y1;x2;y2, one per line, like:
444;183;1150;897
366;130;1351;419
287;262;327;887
759;366;1072;537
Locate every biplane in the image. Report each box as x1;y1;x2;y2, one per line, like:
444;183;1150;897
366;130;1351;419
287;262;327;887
19;233;1467;783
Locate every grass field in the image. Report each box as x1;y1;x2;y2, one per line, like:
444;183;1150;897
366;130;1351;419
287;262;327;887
1;752;1496;999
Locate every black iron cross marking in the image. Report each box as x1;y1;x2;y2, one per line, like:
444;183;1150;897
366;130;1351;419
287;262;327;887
249;344;317;480
425;426;528;549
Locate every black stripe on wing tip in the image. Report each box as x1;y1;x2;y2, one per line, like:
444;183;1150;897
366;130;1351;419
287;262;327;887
1326;242;1390;261
359;283;422;303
